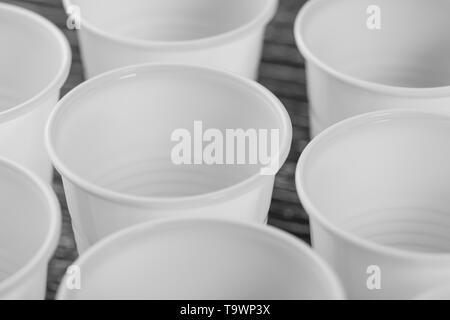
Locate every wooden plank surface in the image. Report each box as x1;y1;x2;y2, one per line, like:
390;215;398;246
1;0;311;299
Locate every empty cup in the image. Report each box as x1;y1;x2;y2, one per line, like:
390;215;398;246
0;3;71;183
295;0;450;136
63;0;278;79
296;109;450;299
57;218;344;300
46;64;292;253
0;157;61;300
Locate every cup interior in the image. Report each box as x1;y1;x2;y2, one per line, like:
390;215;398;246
60;220;340;299
301;112;450;254
50;66;288;198
0;162;55;285
70;0;274;42
0;5;67;112
297;0;450;88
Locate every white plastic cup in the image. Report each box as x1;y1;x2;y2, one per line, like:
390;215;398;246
0;157;61;300
57;218;344;300
46;64;292;253
0;3;71;183
414;285;450;300
296;109;450;300
63;0;277;79
295;0;450;136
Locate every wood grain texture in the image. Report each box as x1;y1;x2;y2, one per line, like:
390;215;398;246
0;0;311;299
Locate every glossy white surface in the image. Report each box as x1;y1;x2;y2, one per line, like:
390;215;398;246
0;3;71;183
414;285;450;300
296;110;450;299
57;218;344;300
46;64;292;253
295;0;450;136
0;158;60;300
64;0;278;79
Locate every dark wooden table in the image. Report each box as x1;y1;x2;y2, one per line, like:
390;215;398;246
1;0;311;299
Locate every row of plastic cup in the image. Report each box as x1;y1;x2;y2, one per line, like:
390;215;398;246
0;0;279;186
52;109;450;300
7;108;450;300
3;0;450;300
7;0;450;184
68;0;450;136
294;0;450;299
0;153;344;299
0;3;68;300
0;0;303;300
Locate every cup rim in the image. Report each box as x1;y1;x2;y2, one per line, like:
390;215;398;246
296;109;450;261
56;217;345;300
0;3;71;124
0;157;61;296
294;0;450;98
62;0;278;50
46;63;292;209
